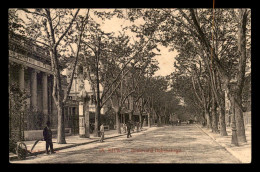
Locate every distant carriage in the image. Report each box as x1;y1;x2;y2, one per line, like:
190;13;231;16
171;121;178;126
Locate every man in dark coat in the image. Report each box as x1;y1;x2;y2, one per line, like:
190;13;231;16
43;121;55;154
126;121;132;138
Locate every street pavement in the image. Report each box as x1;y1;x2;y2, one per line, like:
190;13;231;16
11;124;241;164
9;127;142;160
196;124;251;163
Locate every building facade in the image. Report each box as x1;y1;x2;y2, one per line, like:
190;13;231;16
9;33;79;140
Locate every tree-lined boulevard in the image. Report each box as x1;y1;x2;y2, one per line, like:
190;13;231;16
12;124;242;163
9;8;251;163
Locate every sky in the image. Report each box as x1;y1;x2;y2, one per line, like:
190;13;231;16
101;20;177;76
16;9;178;77
153;46;177;76
93;10;177;77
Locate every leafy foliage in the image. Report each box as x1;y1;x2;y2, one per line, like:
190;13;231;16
9;82;30;140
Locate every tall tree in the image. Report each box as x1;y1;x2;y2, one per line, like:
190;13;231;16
127;8;251;142
16;8;90;143
78;14;158;135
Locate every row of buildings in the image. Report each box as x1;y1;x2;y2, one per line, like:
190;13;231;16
9;32;150;141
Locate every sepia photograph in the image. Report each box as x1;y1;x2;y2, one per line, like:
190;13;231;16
8;7;251;164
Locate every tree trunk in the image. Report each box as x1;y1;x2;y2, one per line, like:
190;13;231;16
139;114;142;123
219;104;228;136
201;112;206;127
129;110;133;121
230;94;239;146
116;110;121;134
234;94;247;143
148;112;151;127
94;39;101;137
57;104;66;144
205;109;211;129
232;9;248;144
211;101;218;133
158;115;162;127
94;105;101;137
189;8;248;141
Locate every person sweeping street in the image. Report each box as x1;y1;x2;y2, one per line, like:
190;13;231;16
43;121;55;155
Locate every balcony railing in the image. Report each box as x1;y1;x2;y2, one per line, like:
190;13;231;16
9;33;51;62
9;50;52;72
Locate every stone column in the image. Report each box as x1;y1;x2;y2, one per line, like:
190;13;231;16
30;69;38;109
75;107;78;134
78;87;90;138
42;73;48;125
19;65;25;91
67;107;70;127
70;107;73;129
30;69;37;129
79;102;85;137
84;101;90;138
67;107;70;128
18;65;25;139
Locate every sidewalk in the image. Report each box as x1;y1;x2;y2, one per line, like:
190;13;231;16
196;124;251;163
9;126;151;161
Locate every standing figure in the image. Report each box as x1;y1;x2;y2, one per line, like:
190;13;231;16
91;123;95;133
136;122;140;132
132;121;135;132
89;123;93;133
43;121;55;155
126;121;132;138
100;123;105;142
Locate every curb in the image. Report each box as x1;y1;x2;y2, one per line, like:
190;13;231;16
10;128;150;161
195;124;243;163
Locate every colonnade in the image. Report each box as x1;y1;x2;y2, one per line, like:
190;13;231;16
17;65;53;129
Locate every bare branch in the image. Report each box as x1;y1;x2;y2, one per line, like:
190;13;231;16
191;73;203;106
84;42;97;53
100;69;130;107
54;9;80;49
52;75;58;104
53;12;61;30
33;39;51;48
20;8;47;17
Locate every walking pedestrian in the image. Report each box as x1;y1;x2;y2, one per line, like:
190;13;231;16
126;121;132;138
131;121;135;132
136;122;140;132
100;123;105;142
43;121;55;155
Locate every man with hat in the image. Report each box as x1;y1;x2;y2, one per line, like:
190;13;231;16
43;121;55;154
